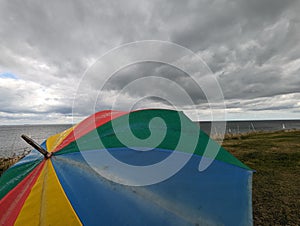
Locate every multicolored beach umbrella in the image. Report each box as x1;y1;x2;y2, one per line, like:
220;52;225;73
0;109;253;225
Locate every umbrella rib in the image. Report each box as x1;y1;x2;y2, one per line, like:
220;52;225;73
21;135;53;159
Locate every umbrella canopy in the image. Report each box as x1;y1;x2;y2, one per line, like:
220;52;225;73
0;109;253;226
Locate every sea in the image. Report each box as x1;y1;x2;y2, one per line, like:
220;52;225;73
0;124;72;158
0;120;300;157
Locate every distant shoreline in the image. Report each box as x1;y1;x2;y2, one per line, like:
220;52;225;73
213;128;300;140
1;118;300;126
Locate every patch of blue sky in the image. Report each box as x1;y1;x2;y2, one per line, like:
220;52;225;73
0;72;19;79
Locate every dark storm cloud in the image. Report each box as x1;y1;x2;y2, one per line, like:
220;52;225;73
218;64;300;100
169;0;298;50
158;0;300;104
0;0;165;82
101;62;207;106
0;0;299;123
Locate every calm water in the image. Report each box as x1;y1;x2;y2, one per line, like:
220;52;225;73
0;124;72;157
0;120;299;157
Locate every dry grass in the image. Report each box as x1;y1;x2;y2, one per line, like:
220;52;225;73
222;130;300;226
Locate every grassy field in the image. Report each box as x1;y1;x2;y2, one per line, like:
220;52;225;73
221;130;300;226
1;130;299;225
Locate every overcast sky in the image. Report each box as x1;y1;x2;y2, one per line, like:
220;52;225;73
0;0;299;124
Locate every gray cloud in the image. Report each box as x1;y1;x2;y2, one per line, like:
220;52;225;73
0;0;299;123
101;62;207;105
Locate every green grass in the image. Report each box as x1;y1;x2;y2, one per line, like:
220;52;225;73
222;130;300;225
